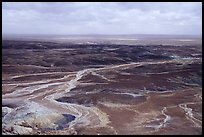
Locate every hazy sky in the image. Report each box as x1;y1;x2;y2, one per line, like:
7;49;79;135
2;2;202;35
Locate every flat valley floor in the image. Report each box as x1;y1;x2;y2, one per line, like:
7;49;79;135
2;39;202;135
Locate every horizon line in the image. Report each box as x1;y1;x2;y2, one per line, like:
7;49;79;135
2;33;202;37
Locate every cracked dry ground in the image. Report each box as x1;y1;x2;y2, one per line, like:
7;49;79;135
2;40;202;135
